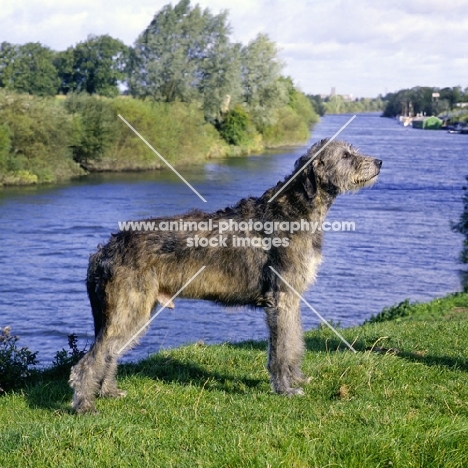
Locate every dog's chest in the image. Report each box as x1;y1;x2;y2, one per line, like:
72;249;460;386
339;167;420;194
302;249;322;285
288;235;323;286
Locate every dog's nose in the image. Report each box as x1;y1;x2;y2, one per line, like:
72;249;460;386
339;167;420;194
374;159;382;168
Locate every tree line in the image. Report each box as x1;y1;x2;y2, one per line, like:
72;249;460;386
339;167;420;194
0;0;316;132
0;0;318;186
307;94;384;115
382;86;468;120
0;35;127;98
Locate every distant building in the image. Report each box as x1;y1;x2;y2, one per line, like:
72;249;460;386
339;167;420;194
319;90;355;102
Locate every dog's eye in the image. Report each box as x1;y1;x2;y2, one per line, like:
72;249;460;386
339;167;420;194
342;152;350;159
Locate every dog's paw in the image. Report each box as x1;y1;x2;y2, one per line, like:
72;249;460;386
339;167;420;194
274;387;305;396
285;387;305;396
98;388;127;399
72;400;98;415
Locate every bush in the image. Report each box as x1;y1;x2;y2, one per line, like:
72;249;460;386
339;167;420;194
109;99;223;168
289;90;319;126
0;91;227;182
0;87;317;186
217;105;255;146
364;299;417;324
51;334;87;375
260;85;317;147
308;94;327;117
0;91;84;184
65;93;120;166
0;327;38;393
262;106;311;147
0;328;89;392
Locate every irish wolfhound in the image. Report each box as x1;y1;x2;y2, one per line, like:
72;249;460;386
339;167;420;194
70;139;382;413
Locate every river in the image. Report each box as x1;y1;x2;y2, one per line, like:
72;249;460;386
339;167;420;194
0;113;466;364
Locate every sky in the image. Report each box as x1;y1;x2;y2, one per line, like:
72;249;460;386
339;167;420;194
1;0;467;98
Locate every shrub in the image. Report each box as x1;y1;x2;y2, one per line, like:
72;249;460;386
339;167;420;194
364;299;417;324
0;91;83;184
52;334;87;375
110;99;223;167
262;105;311;147
0;326;38;393
65;93;120;166
289;89;319;127
217;105;254;146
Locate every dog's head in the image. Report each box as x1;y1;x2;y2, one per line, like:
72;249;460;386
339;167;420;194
294;139;382;198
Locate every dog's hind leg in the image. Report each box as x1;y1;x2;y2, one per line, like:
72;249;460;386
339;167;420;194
70;277;156;413
265;292;306;395
69;336;109;413
85;279;125;399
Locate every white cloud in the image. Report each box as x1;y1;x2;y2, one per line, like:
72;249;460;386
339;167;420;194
0;0;467;96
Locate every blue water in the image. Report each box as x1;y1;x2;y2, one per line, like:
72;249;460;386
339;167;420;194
0;113;466;364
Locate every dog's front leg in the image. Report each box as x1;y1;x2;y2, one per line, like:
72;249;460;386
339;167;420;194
265;292;306;395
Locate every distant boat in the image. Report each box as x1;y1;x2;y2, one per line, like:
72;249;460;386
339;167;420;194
397;116;412;127
411;116;443;130
447;123;468;134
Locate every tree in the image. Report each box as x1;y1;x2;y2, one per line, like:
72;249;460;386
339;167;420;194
130;0;197;102
0;42;16;88
324;95;344;114
64;93;119;165
55;35;129;97
411;87;435;115
129;0;241;121
278;76;317;125
382;86;456;117
199;40;242;123
439;86;464;108
240;33;287;128
0;42;59;96
53;48;75;94
308;94;326;116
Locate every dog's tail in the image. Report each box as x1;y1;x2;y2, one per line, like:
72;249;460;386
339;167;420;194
86;246;108;338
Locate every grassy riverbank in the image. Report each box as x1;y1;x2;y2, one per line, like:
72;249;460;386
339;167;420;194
1;292;468;467
0;90;317;187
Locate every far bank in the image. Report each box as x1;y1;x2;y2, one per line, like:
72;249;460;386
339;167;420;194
0;90;318;187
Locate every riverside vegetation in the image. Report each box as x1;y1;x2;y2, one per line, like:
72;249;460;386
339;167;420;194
0;0;318;187
382;86;468;124
308;94;385;116
1;292;468;466
0;89;316;186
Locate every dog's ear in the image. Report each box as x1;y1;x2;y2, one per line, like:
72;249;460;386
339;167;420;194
302;165;317;200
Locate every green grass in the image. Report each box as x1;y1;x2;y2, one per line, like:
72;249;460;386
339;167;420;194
1;293;468;467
